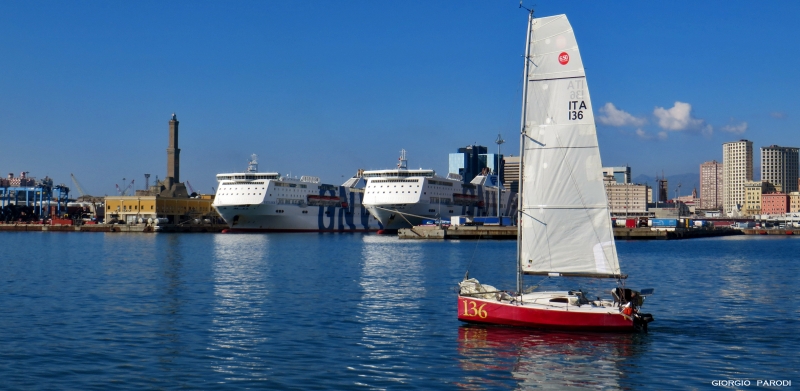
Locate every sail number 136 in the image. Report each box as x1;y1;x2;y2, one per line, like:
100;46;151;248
568;100;587;121
461;300;488;318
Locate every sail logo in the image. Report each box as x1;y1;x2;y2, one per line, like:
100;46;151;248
558;52;570;65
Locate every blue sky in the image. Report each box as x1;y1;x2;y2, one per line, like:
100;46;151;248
1;1;798;196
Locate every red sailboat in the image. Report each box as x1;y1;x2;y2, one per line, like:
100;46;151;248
457;12;654;332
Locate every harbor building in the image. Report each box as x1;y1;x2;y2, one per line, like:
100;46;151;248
700;160;723;209
743;181;776;216
602;166;631;184
723;140;754;215
104;195;216;224
760;145;799;194
762;192;789;215
603;177;648;216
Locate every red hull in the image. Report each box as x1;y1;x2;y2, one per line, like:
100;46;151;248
458;296;635;332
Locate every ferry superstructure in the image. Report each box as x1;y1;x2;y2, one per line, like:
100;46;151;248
363;150;517;230
212;155;381;232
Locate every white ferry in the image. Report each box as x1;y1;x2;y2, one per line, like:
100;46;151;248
212;155;381;232
362;150;517;231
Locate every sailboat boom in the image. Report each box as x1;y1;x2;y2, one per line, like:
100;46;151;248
523;271;628;279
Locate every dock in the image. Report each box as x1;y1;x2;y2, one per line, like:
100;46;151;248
398;225;744;240
741;229;798;236
0;222;228;233
399;225;516;240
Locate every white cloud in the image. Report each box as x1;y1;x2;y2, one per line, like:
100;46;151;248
721;122;748;134
653;101;707;133
634;128;668;141
771;111;786;119
598;103;647;127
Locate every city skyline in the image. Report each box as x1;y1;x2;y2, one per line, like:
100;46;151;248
1;1;798;195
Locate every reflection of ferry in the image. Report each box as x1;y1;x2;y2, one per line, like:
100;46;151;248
212;155;382;232
363;150;517;230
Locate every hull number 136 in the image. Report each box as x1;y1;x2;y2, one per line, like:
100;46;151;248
461;300;488;318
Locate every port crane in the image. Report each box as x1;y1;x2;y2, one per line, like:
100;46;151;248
116;179;135;196
185;180;197;196
70;173;88;197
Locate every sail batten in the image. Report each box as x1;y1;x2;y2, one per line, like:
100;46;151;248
519;14;620;277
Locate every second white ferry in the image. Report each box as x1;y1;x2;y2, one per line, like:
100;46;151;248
363;150;517;231
212;155;382;232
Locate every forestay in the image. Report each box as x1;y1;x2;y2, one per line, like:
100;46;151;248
518;14;622;278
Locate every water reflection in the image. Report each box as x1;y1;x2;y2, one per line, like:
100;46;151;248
353;235;426;385
156;235;186;368
209;234;271;381
457;325;646;390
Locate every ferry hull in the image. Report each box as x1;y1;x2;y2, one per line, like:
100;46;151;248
365;204;434;230
214;203;382;233
457;296;636;332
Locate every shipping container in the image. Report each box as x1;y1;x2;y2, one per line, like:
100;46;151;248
651;218;679;227
625;219;637;228
451;216;467;226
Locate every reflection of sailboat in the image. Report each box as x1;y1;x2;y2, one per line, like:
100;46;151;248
457;325;642;389
457;13;653;332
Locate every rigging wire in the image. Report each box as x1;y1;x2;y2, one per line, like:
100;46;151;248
463;232;483;280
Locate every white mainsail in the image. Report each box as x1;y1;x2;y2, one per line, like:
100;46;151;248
518;14;622;278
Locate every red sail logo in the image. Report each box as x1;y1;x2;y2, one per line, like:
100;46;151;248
558;52;569;65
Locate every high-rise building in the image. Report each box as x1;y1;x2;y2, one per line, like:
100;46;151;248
480;154;503;177
448;145;492;183
657;177;668;203
700;160;723;209
723;140;754;215
602;166;631;184
502;156;520;193
761;145;799;193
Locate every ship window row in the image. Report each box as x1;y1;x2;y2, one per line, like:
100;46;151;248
367;184;420;188
221;181;265;186
220;180;268;185
221;193;263;196
430;197;453;205
363;172;434;178
429;180;453;187
369;179;420;184
366;191;418;194
275;183;308;188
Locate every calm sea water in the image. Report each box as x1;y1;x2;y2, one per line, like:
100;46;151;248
0;232;797;390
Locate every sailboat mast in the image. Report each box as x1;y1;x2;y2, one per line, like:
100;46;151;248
516;10;534;295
